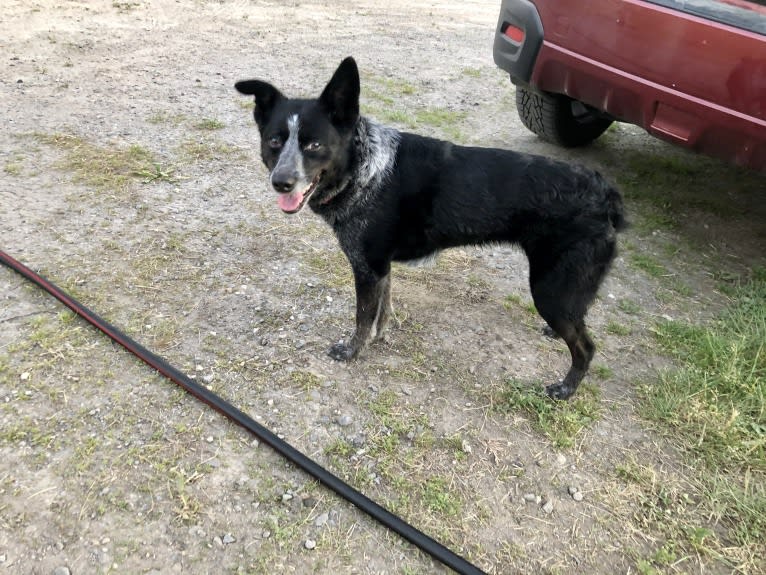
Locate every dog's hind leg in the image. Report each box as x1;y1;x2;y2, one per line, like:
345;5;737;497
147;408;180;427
543;319;595;400
329;271;391;361
528;239;613;400
531;292;595;400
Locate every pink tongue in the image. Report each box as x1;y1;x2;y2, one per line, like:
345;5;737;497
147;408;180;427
277;190;304;213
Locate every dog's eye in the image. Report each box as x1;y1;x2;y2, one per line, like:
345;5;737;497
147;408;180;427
268;136;283;150
304;141;322;152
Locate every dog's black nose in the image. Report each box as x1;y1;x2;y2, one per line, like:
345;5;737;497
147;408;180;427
271;170;298;194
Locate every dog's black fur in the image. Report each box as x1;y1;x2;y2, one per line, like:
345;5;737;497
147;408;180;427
235;57;626;400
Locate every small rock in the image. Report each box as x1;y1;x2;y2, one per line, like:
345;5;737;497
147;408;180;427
572;491;584;502
541;500;554;514
556;453;567;465
213;536;223;547
304;539;316;550
461;440;472;454
282;493;293;503
336;415;353;427
20;372;30;381
314;512;329;527
53;568;70;575
523;493;537;503
302;496;317;508
261;530;271;539
222;533;235;544
567;485;578;495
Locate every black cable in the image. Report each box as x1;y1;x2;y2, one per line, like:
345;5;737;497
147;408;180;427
0;249;488;575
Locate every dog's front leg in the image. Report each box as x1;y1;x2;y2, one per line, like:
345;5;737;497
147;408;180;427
328;271;391;361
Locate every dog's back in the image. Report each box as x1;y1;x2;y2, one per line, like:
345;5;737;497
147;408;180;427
356;131;626;267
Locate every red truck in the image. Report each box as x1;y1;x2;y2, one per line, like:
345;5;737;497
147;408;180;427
493;0;766;171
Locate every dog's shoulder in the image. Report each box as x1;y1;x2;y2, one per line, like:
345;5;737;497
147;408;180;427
353;117;401;190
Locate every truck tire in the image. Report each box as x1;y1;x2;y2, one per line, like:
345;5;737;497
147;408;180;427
515;85;613;147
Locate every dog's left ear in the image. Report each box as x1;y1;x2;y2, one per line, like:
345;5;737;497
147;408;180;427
319;57;360;129
235;79;286;129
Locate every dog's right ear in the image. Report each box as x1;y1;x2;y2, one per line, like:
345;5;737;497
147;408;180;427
235;80;285;129
319;57;360;130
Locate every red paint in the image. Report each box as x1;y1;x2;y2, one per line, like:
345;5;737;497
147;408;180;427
529;0;766;170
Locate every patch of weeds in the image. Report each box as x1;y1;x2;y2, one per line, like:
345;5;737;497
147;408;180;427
606;320;632;336
3;162;22;176
113;1;141;12
495;379;601;448
414;108;466;141
170;466;204;524
421;476;462;517
177;138;241;162
133;163;176;183
630;253;667;279
463;275;491;302
324;438;354;459
629;252;691;296
617;456;765;573
364;88;395;107
641;268;766;470
304;249;352;289
147;111;186;125
363;74;417;96
26;132;174;191
629;269;766;572
619;152;763;222
361;102;416;128
289;370;322;391
503;293;523;310
618;298;642;315
193;118;225;131
590;364;614;380
461;67;482;78
502;293;537;317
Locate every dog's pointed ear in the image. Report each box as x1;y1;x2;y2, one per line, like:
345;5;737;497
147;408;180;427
235;79;285;129
319;57;360;129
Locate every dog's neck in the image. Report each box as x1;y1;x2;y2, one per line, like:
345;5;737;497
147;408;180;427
316;117;400;224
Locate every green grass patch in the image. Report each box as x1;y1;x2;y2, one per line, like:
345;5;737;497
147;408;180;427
606;320;632;336
3;162;22;176
495;379;601;447
641;268;766;471
630;253;667;279
414;108;466;141
421;476;462;517
147;111;186;125
177;138;242;162
28;132;175;191
619;152;763;222
193;118;225;131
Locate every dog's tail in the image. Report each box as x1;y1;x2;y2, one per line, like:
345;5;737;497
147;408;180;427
598;173;628;232
607;187;628;232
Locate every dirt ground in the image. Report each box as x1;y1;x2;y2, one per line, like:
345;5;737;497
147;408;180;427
1;1;764;574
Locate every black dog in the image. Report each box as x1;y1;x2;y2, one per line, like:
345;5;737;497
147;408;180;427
235;57;626;400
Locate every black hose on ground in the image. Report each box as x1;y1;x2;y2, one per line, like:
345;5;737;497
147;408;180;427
0;249;488;575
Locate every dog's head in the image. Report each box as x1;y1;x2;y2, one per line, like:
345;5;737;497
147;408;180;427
235;57;360;214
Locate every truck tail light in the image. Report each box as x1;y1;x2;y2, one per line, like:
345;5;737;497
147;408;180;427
502;22;525;44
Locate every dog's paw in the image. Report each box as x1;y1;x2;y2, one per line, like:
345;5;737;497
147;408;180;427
328;342;356;362
545;382;575;401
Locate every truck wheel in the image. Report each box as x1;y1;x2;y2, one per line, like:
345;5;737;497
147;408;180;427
515;85;613;147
